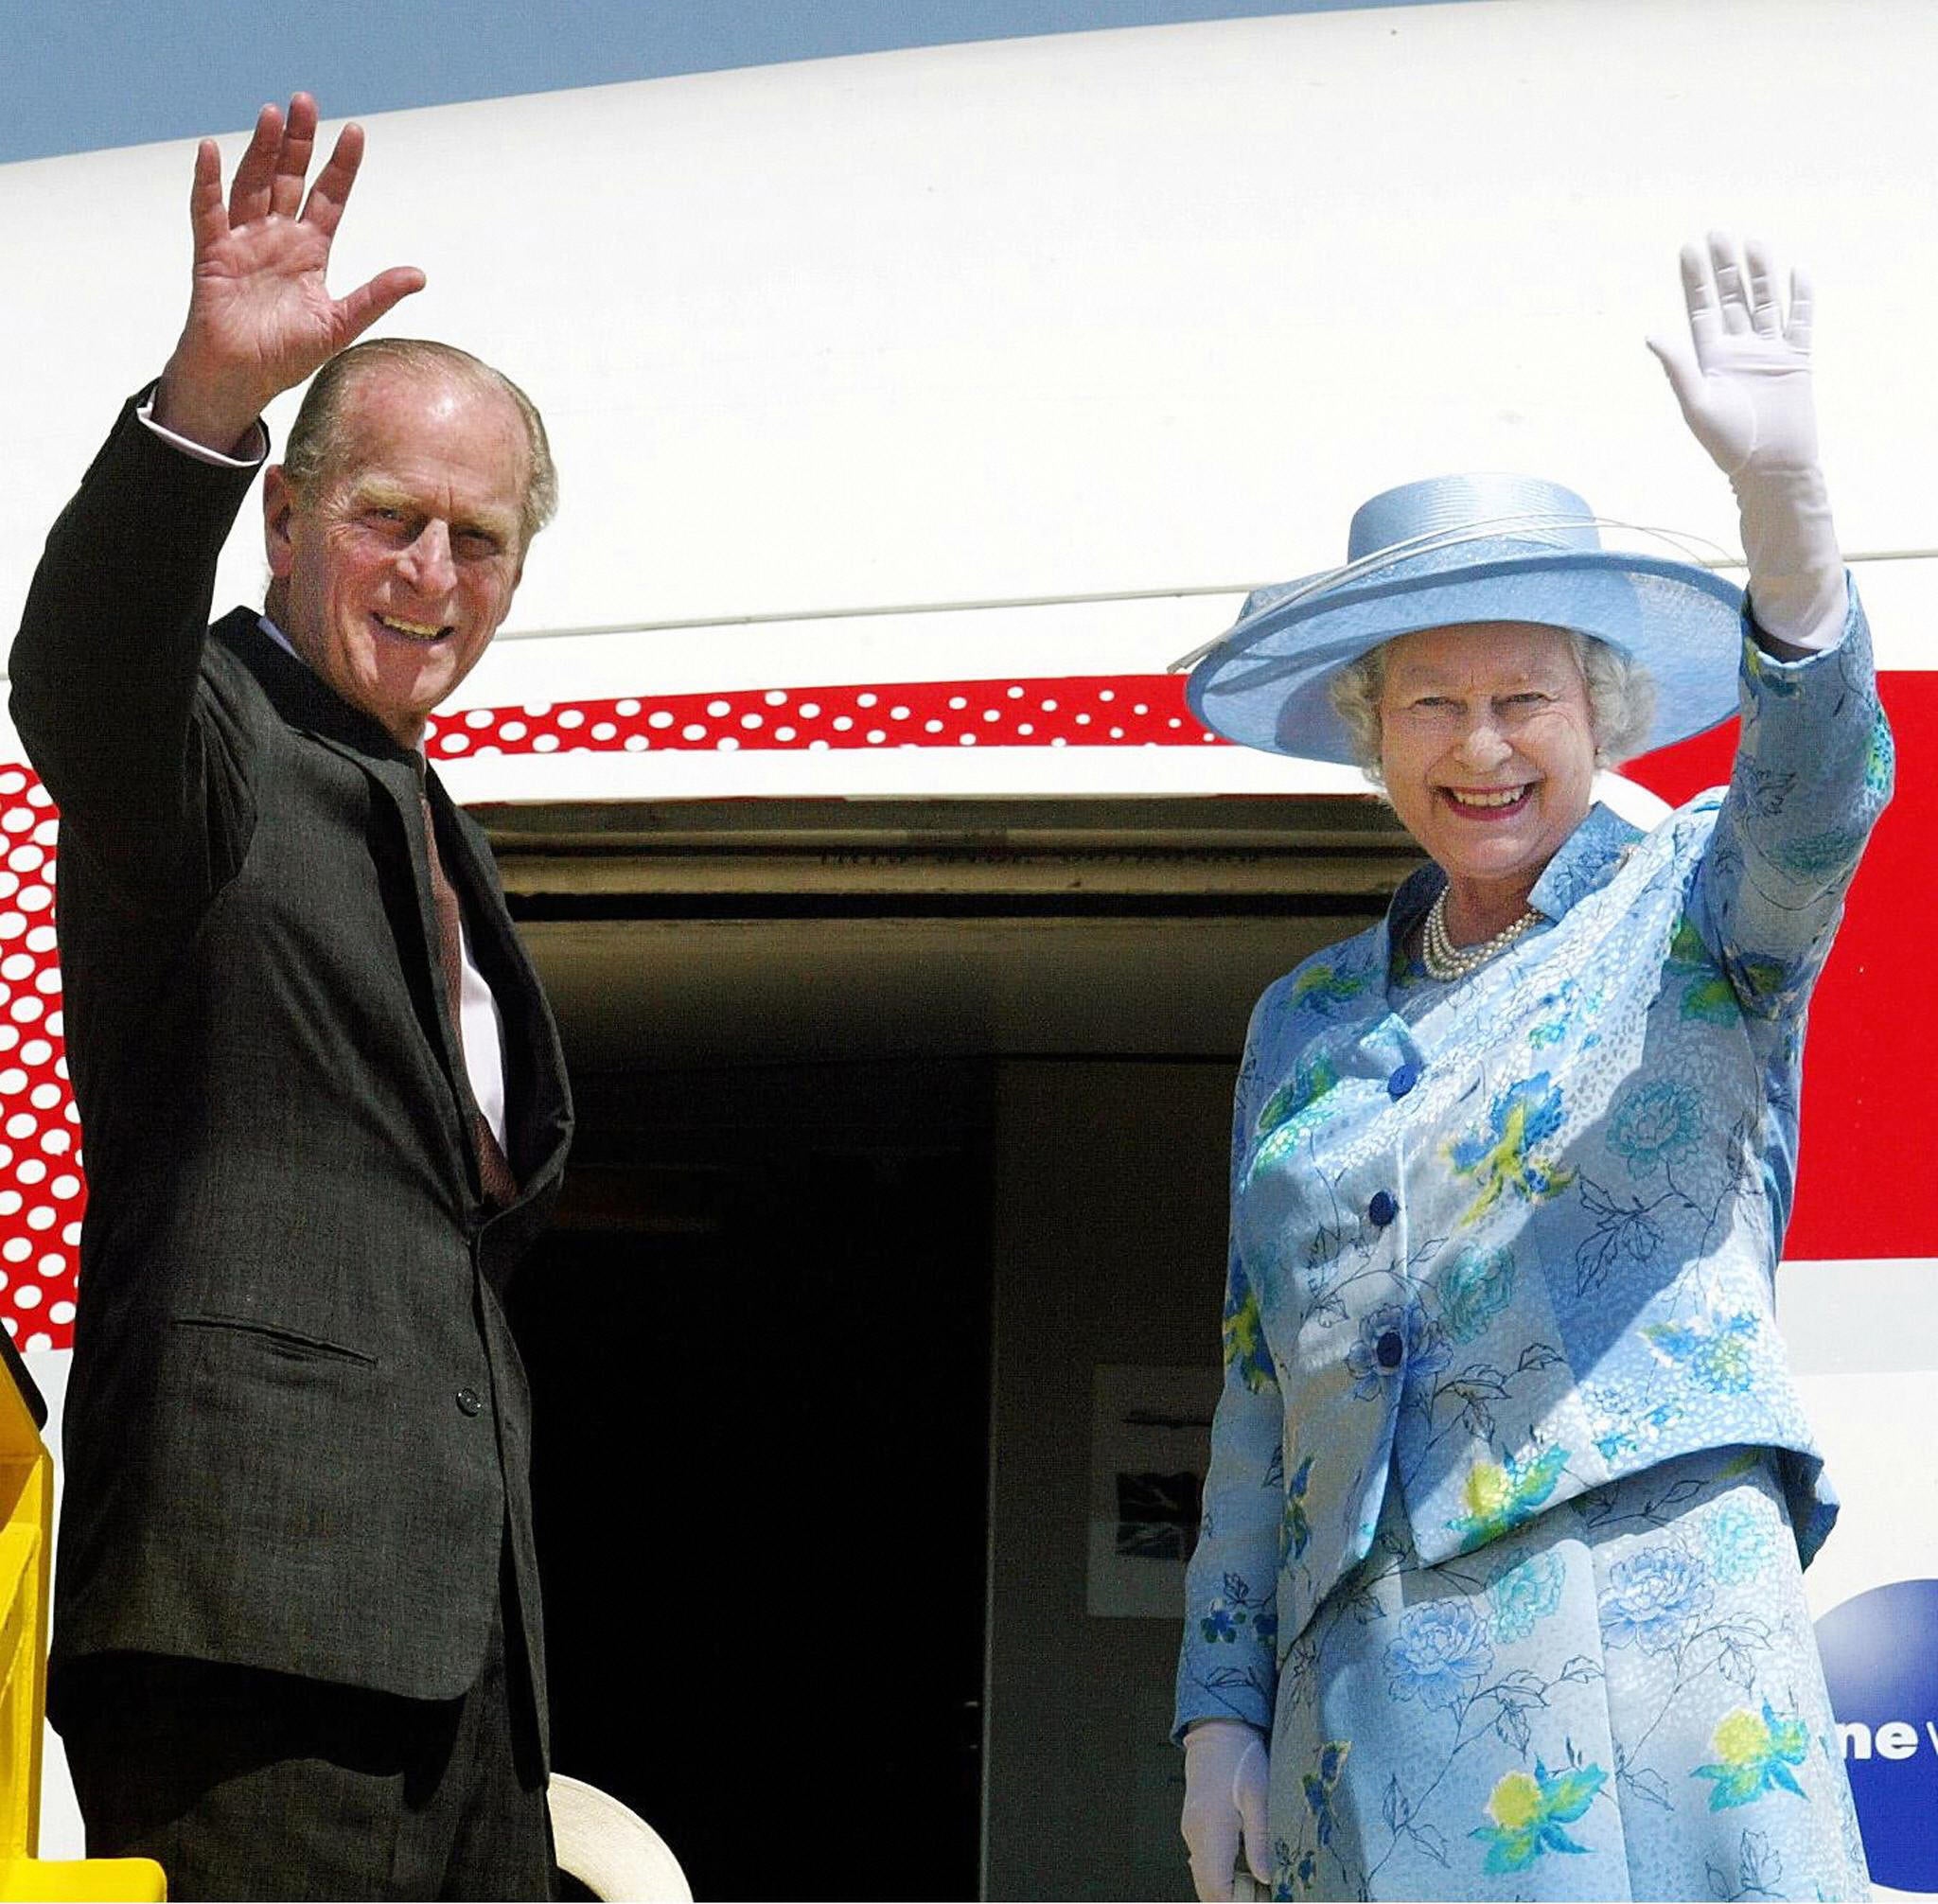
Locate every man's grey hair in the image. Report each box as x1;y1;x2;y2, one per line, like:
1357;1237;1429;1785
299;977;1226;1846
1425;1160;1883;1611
1327;629;1656;783
280;338;557;547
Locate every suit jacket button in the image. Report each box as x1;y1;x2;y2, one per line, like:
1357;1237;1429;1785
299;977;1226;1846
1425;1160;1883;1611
1387;1061;1420;1099
1367;1190;1398;1228
456;1387;484;1417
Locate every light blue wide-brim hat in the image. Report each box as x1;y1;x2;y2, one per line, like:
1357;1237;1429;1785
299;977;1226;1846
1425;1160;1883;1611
1185;473;1749;764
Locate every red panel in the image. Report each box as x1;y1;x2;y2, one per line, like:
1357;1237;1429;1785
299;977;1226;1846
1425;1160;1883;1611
1626;676;1931;1261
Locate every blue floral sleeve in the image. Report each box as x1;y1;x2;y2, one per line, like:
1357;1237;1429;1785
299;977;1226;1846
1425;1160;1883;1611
1688;579;1894;1020
1175;989;1287;1740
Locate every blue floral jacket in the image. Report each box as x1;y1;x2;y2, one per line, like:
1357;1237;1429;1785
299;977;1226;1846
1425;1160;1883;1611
1175;592;1893;1741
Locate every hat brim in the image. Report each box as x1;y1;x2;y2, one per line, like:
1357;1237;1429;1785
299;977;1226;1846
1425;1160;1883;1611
1188;550;1747;764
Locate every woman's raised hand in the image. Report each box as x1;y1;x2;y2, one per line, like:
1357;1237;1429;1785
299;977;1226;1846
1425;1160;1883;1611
1647;232;1819;481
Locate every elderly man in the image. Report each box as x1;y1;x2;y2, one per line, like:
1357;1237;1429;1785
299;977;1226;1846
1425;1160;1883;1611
9;97;572;1900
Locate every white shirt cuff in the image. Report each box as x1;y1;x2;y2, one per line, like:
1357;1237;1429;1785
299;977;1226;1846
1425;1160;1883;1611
135;394;268;469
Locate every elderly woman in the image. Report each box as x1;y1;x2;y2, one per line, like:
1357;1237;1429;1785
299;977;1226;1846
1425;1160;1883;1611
1174;238;1885;1903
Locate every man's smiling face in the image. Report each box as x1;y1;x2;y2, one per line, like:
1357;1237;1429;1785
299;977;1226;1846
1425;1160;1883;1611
263;361;529;748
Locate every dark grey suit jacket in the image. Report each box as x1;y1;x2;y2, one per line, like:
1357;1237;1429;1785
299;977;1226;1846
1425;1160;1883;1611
9;397;573;1737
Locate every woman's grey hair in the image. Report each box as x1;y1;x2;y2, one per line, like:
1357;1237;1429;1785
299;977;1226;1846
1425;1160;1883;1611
1327;630;1656;783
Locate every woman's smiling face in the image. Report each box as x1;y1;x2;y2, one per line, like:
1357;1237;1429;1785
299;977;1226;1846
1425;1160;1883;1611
1377;622;1599;906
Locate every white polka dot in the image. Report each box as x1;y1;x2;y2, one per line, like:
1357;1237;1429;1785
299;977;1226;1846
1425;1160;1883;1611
959;734;978;747
521;701;553;718
681;725;708;742
764;691;787;707
26;1207;52;1231
808;739;830;751
0;775;22;797
8;846;43;874
706;700;731;718
40;1129;70;1154
775;727;797;743
648;711;675;730
890;707;910;721
499;721;527;742
982;709;1000;722
34;971;60;996
465;709;494;729
832;716;854;732
740;713;764;731
50;1175;79;1199
947;696;968;711
2;1239;29;1263
1051;736;1067;749
799;703;821;720
19;887;50;914
1109;727;1124;739
62;1102;78;1123
25;1333;49;1352
1076;714;1092;726
5;1114;32;1138
533;734;559;753
624;736;648;752
475;746;502;759
16;1162;43;1187
866;731;886;745
1100;690;1117;703
0;1067;23;1093
43;1013;60;1037
857;693;878;709
617;699;642;717
0;1192;18;1215
715;737;740;751
1134;704;1150;716
13;1283;40;1308
31;821;56;848
1017;724;1034;737
1007;686;1025;699
36;1252;63;1278
925;720;944;734
25;929;55;956
1041;698;1060;713
28;1084;59;1110
557;710;585;730
26;787;51;809
590;723;616;741
50;1302;74;1326
0;1031;15;1054
62;1224;79;1246
0;917;23;943
441;733;470;754
3;811;32;835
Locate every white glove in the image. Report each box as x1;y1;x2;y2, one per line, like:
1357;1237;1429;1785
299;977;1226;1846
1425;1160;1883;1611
1648;231;1845;652
1180;1719;1272;1901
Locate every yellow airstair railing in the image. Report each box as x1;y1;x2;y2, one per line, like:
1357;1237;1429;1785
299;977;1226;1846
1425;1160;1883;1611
0;1334;164;1901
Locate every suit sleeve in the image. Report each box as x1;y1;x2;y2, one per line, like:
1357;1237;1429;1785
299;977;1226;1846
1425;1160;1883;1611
8;391;263;905
1174;991;1285;1742
1686;576;1893;1020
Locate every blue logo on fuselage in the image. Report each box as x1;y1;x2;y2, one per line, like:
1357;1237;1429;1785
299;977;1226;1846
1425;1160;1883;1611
1816;1578;1938;1893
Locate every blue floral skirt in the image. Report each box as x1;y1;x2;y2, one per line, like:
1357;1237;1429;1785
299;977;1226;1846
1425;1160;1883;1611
1267;1448;1870;1900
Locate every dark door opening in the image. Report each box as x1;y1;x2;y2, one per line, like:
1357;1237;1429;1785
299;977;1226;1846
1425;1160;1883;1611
509;1058;994;1902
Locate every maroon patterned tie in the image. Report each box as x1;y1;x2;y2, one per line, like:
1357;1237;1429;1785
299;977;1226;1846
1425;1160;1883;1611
417;784;518;1208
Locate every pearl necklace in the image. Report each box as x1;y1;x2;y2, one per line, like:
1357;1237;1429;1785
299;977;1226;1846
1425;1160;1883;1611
1420;887;1541;982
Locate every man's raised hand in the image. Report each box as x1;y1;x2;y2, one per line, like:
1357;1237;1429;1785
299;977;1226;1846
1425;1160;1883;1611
152;95;426;454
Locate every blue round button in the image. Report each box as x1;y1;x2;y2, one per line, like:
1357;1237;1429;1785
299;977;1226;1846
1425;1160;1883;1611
1368;1190;1398;1227
1376;1331;1404;1370
1387;1062;1419;1100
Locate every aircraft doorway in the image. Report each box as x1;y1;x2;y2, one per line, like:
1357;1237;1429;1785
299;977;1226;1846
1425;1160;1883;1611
494;796;1415;1900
